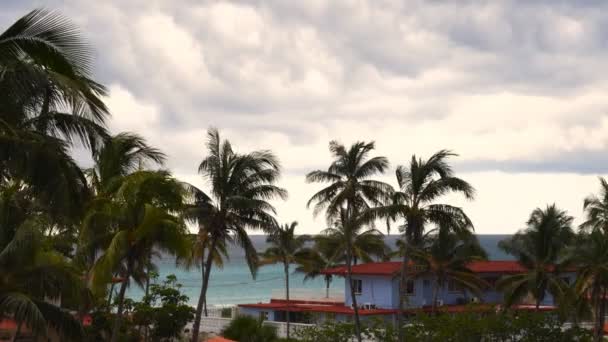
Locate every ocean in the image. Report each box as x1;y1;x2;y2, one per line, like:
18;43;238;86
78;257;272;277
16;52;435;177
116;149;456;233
126;235;512;307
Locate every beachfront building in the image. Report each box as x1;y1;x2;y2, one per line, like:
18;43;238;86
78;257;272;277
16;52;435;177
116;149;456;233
237;261;575;324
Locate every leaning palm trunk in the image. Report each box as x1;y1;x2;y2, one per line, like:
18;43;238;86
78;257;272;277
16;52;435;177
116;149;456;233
284;262;291;340
110;268;131;342
107;281;115;309
191;239;217;342
346;244;362;342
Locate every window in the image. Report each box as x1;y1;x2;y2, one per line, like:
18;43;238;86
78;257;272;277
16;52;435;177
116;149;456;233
423;279;430;288
405;279;415;295
259;311;268;321
448;280;461;293
352;279;363;294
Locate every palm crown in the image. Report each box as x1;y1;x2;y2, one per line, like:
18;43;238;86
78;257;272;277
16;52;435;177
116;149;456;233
497;204;574;308
189;128;287;342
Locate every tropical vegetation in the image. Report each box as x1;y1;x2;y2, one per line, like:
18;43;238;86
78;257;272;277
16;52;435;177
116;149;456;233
259;221;310;340
3;7;608;342
306;140;392;342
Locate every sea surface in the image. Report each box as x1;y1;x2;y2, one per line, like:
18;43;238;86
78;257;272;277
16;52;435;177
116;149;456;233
126;235;512;306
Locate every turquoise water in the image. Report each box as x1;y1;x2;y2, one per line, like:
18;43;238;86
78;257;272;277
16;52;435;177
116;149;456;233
126;235;511;306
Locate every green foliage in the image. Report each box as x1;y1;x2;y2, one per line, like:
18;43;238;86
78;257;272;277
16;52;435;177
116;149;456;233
222;315;279;342
497;204;574;308
189;128;287;342
132;275;195;341
221;307;233;318
295;312;593;342
83;310;139;342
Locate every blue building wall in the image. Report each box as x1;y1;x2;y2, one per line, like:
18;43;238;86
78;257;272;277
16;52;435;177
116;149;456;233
344;272;576;309
239;271;578;322
345;275;400;309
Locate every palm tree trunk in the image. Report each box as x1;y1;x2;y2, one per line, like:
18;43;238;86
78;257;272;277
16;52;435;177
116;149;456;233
431;279;439;313
107;281;115;309
598;287;607;342
10;322;22;342
141;265;152;340
325;275;331;299
191;238;218;342
110;268;130;342
346;244;362;342
398;244;409;342
284;261;291;340
593;283;602;342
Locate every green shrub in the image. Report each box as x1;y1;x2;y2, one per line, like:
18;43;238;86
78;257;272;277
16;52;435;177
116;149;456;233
221;307;233;318
222;315;279;342
295;311;593;342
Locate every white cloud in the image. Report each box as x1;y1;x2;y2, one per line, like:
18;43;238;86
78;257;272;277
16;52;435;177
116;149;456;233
4;0;608;233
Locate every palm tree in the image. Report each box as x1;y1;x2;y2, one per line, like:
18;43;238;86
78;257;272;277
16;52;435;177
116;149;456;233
87;132;165;194
177;226;229;317
316;221;388;266
407;226;488;312
86;171;189;342
497;204;574;310
259;221;310;340
189;128;287;342
580;177;608;234
0;9;109;218
0;182;84;341
571;230;608;342
77;133;166;308
295;237;343;299
306;140;392;342
576;177;608;341
367;150;474;340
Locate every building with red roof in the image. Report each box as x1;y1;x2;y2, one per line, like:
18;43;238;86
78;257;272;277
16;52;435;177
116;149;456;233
237;260;569;324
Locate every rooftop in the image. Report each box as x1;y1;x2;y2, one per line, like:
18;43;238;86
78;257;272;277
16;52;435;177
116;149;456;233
239;299;398;316
320;260;549;276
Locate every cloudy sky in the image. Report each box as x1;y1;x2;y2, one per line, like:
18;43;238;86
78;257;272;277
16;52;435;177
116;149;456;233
4;0;608;234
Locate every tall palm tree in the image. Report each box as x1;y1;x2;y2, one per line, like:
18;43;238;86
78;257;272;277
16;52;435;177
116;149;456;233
576;177;608;341
367;150;474;340
259;221;310;340
407;226;488;312
497;204;574;310
571;230;608;342
189;128;287;342
0;182;85;341
0;9;109;218
306;140;392;342
86;171;189;342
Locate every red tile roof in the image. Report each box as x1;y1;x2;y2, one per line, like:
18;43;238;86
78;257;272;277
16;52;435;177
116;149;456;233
238;301;398;316
206;337;236;342
321;261;402;276
0;319;17;330
320;260;551;276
